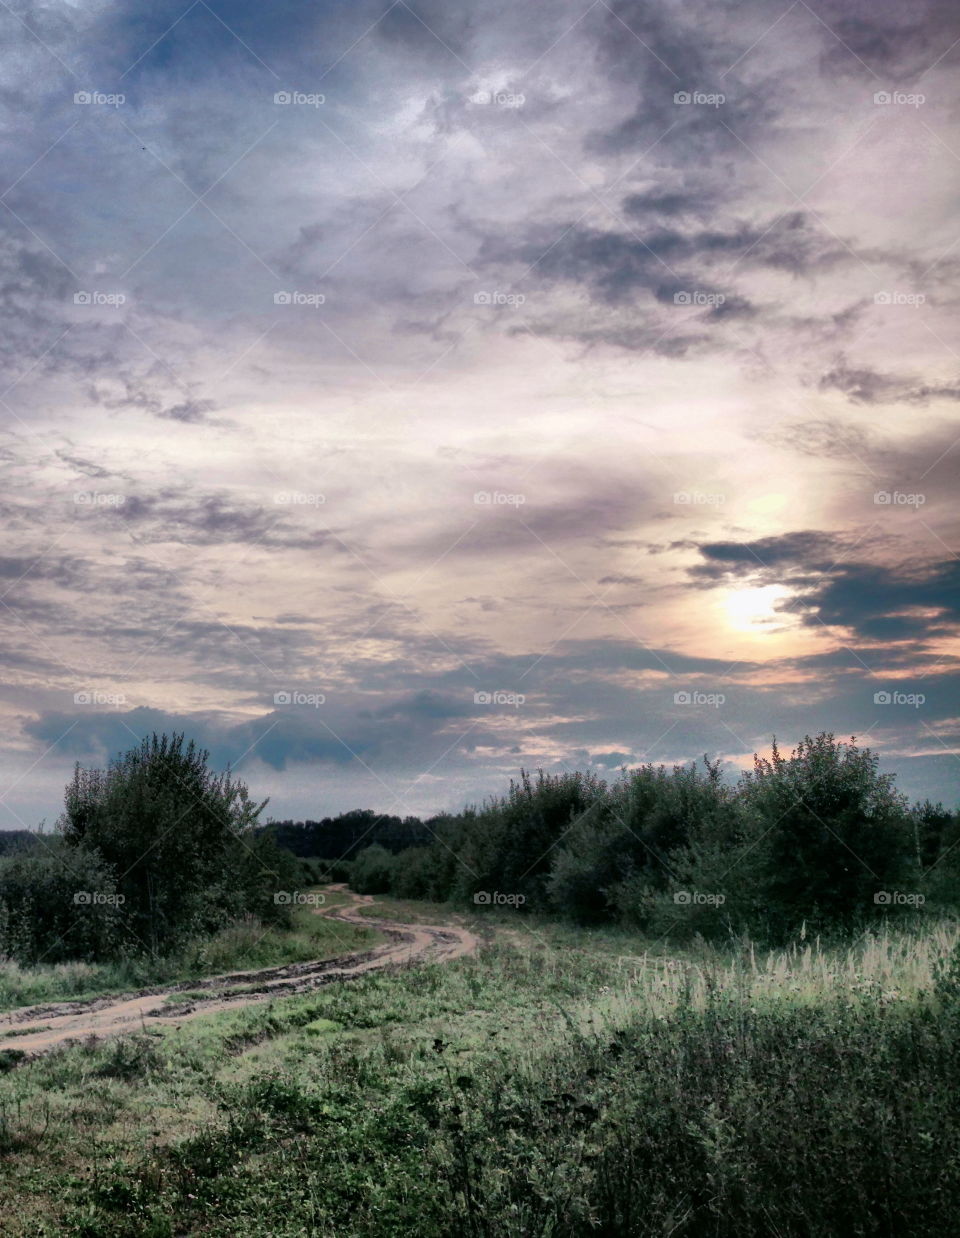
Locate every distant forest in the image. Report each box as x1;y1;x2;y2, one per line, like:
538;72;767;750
264;810;432;860
269;735;960;944
0;831;40;856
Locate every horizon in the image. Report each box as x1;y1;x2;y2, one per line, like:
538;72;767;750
1;0;958;830
8;732;955;832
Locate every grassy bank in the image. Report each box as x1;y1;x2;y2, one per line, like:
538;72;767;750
0;890;377;1013
0;907;957;1235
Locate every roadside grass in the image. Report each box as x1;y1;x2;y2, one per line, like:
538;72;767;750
353;894;471;925
0;914;959;1235
0;891;380;1013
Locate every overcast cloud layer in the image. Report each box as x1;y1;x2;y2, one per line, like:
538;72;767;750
1;0;958;826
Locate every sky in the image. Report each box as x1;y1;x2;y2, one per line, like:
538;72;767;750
0;0;958;830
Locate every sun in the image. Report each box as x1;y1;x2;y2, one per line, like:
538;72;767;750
724;584;791;632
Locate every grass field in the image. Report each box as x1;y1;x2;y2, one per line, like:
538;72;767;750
0;892;958;1235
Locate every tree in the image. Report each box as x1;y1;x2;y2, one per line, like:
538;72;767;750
913;800;960;908
741;734;916;938
59;733;294;953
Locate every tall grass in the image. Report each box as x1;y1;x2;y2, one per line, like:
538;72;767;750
1;917;958;1235
594;919;960;1023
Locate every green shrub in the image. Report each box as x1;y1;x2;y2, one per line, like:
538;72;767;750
350;845;397;894
0;844;125;964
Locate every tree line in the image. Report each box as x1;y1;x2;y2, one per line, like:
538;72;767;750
345;733;959;942
267;811;432;861
1;730;956;965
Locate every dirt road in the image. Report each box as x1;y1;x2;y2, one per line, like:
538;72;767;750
0;886;480;1056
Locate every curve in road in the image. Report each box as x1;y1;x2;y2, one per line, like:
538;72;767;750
0;885;479;1055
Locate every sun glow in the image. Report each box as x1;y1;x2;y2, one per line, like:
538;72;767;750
724;584;792;632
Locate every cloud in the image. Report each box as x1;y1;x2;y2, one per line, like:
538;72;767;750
157;398;219;423
765;417;874;460
691;531;960;644
693;531;845;572
0;0;958;827
815;0;960;79
819;359;960;405
110;488;338;549
806;560;960;641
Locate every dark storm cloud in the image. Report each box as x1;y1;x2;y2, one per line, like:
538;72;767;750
474;209;877;358
400;639;756;690
110;488;338;550
371;689;476;723
54;449;115;479
815;0;960;79
0;637;72;678
493;211;854;307
19;634;960;816
156;398;220;423
586;0;775;155
24;686;494;775
807;561;960;640
622;189;716;220
780;643;956;674
598;573;647;586
590;750;635;767
819;359;960;405
514;313;712;358
692;532;960;644
0;554;82;585
694;531;845;572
